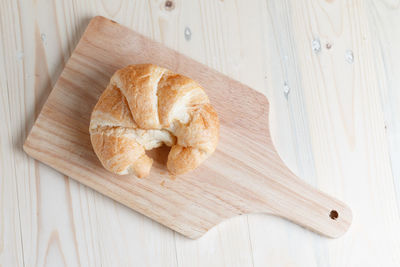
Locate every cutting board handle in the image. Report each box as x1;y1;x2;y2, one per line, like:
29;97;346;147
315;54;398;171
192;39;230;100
258;167;352;238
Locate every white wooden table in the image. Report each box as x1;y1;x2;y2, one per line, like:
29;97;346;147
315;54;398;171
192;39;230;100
1;0;400;266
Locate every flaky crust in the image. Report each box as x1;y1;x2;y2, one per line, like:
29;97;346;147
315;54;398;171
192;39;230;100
89;64;219;178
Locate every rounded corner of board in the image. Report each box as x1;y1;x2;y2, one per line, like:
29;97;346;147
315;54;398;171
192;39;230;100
91;16;119;26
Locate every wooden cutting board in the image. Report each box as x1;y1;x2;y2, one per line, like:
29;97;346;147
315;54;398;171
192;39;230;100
24;16;352;239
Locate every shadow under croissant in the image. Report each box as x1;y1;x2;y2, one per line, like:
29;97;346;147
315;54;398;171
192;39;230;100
146;145;171;167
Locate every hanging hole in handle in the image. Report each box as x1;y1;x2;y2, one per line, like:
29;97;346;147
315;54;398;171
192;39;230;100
330;210;339;220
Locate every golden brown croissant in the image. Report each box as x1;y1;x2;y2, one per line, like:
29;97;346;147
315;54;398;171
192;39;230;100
89;64;219;178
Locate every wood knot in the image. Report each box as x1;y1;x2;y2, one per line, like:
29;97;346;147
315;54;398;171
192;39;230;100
164;0;175;11
326;42;332;49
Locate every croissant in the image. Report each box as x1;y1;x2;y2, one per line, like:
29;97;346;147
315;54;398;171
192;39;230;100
89;64;219;178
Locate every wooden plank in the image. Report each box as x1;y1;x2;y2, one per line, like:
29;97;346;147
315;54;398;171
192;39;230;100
248;1;326;265
11;0;179;266
366;0;400;213
0;0;31;266
146;1;255;265
5;0;85;265
247;0;400;266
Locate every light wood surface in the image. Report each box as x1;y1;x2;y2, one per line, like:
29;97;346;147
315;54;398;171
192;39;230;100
23;16;352;239
1;0;400;266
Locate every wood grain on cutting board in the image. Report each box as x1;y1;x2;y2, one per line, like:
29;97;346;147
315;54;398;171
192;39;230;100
23;16;351;239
